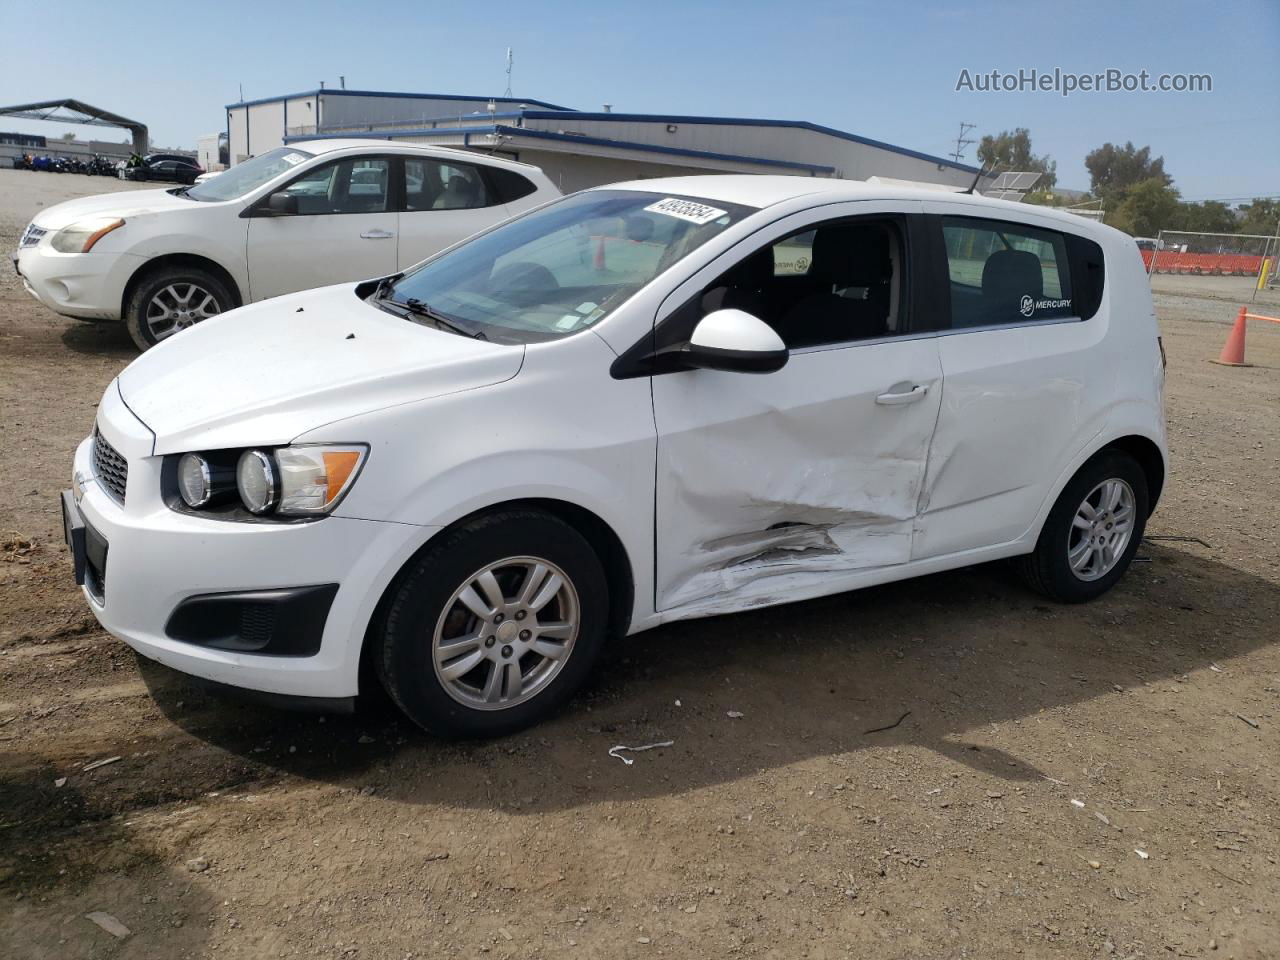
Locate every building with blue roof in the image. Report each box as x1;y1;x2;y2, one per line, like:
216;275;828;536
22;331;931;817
226;88;982;193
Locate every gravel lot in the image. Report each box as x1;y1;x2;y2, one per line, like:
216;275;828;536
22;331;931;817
1;168;1277;960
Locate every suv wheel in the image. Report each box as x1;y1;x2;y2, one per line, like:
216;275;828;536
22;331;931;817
377;510;610;737
1018;451;1149;603
125;267;233;350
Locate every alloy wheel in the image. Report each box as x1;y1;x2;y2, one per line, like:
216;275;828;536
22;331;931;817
145;282;221;341
431;556;580;711
1067;478;1136;581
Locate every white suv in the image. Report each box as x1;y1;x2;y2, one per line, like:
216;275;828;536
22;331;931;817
62;176;1167;736
13;140;559;349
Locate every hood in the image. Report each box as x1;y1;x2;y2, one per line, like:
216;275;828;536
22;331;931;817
118;285;525;455
31;188;206;230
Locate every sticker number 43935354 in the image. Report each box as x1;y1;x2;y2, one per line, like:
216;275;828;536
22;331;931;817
644;198;727;225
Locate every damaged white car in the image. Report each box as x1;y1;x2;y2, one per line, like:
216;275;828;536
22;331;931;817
63;176;1167;736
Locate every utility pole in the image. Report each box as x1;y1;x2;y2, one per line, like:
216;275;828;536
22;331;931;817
949;121;977;164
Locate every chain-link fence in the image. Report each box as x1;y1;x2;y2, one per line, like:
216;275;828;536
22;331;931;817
1145;230;1280;307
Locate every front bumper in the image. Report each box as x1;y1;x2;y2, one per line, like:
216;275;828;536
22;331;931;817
70;383;432;699
13;241;141;321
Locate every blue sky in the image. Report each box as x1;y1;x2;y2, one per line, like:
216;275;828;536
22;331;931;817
2;0;1276;200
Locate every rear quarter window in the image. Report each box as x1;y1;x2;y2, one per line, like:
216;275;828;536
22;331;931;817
484;166;539;204
1065;232;1106;321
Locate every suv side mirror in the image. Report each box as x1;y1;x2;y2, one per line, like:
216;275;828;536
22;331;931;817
264;192;298;216
683;309;788;374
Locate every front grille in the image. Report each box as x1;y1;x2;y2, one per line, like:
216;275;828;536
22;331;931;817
92;429;128;504
19;223;47;248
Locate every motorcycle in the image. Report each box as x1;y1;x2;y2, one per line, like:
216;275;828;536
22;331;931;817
32;155;52;172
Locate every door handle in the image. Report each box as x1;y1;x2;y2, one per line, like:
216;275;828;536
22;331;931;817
875;383;929;405
360;229;395;239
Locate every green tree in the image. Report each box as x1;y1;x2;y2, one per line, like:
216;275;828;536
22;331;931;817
1107;178;1182;236
1085;142;1170;199
977;128;1057;189
1171;200;1238;235
1236;198;1280;237
60;131;77;141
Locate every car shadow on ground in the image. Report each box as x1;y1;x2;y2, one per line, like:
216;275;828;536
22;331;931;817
137;542;1276;813
59;319;136;358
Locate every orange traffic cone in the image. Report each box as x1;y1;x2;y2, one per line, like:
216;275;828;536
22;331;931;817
1211;306;1251;367
593;236;607;271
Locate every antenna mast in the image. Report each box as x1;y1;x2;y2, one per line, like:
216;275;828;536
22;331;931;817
504;48;513;98
949;121;976;164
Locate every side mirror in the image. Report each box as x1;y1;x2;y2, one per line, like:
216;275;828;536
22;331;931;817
683;309;788;374
264;192;298;216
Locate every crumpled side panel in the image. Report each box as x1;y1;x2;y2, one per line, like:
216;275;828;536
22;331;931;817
652;335;944;618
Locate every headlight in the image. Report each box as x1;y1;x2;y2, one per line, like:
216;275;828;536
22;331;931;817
50;217;125;253
236;450;278;514
178;453;212;507
233;445;366;517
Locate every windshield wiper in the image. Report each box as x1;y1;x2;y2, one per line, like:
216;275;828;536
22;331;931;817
382;295;487;340
369;273;402;301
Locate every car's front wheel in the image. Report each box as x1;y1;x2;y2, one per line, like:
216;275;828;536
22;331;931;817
1018;451;1149;603
125;266;233;350
377;510;610;737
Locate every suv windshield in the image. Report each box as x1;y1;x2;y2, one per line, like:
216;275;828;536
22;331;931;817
186;147;315;202
378;190;756;343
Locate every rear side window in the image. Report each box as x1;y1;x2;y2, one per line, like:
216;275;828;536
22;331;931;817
942;217;1074;327
405;159;491;211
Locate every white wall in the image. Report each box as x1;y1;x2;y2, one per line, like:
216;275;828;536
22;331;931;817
246;102;285;159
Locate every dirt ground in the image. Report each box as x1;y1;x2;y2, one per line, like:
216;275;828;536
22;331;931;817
1;168;1277;960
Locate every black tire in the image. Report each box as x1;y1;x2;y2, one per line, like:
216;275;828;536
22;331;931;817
124;266;234;351
1017;451;1149;603
377;510;610;738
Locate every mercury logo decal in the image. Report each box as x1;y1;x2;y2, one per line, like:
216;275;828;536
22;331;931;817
1020;295;1072;317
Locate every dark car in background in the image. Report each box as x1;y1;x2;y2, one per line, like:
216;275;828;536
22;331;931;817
123;155;204;184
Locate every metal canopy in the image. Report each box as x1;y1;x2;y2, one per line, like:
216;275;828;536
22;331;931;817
0;99;148;153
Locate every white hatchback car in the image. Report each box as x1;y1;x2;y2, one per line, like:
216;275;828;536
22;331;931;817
62;176;1167;736
13;140;559;350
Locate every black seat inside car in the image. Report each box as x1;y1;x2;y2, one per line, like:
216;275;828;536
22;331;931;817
779;223;893;347
701;246;775;317
978;248;1043;325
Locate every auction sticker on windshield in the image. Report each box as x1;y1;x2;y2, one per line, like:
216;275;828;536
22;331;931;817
644;198;727;225
282;152;308;166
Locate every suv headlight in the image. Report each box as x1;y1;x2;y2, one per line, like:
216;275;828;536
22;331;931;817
170;444;367;519
50;217;125;253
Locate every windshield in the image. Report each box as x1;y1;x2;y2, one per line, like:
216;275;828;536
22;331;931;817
186;147;315;202
378;190;756;343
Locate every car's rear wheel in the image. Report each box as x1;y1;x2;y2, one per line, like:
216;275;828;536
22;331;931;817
125;267;232;351
377;510;609;737
1018;451;1149;603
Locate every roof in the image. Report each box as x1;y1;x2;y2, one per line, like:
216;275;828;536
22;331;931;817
225;88;573;111
283;138;541;171
597;175;1119;237
285;126;837;174
515;111;981;175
